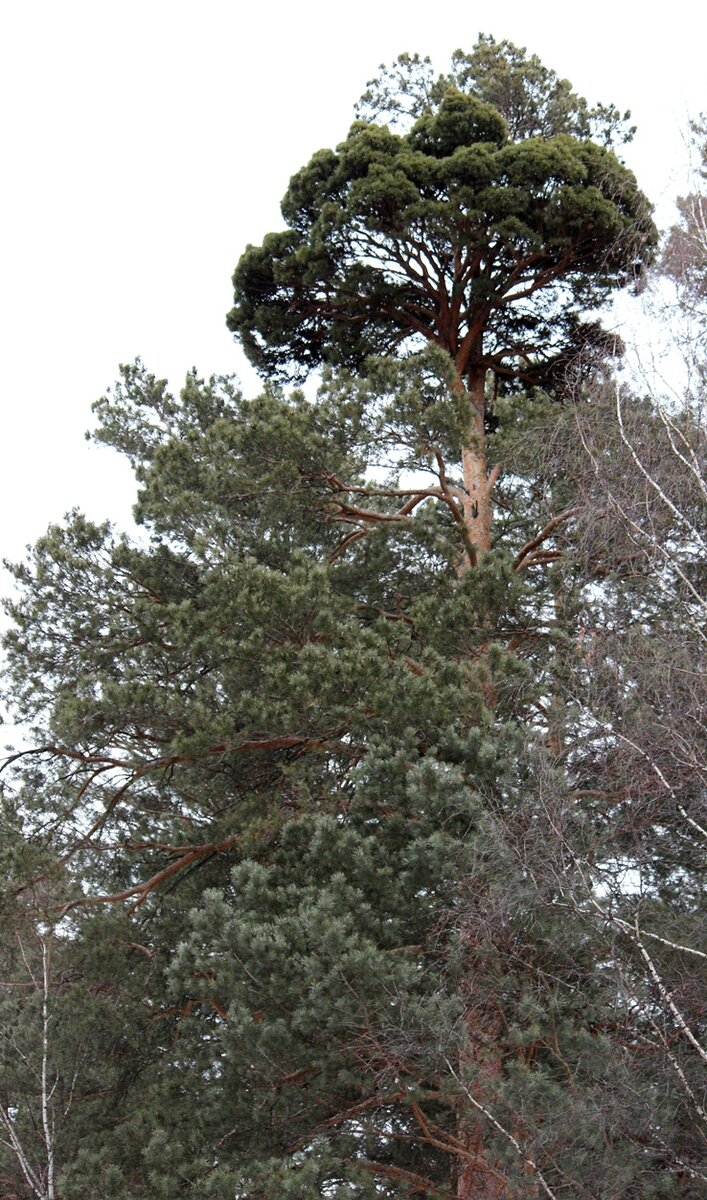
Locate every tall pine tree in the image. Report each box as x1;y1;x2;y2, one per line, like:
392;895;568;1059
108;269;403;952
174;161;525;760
227;38;654;559
2;36;704;1200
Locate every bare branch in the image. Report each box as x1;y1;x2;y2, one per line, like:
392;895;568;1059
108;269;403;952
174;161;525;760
615;389;706;554
443;1058;562;1200
513;507;580;570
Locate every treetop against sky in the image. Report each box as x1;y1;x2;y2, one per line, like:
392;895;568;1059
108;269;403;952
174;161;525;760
0;3;702;561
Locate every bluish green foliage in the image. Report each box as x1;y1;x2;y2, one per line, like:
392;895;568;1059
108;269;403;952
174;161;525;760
2;359;704;1198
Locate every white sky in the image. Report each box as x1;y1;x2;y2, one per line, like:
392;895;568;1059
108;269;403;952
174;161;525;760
1;0;705;563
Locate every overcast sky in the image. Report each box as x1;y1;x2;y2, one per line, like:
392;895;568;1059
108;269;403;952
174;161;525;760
1;0;705;563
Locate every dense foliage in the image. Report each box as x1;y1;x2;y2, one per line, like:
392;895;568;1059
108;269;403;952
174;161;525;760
1;37;704;1200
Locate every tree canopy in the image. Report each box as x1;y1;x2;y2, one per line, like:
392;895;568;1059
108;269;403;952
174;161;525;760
228;41;654;391
356;36;636;144
228;38;655;562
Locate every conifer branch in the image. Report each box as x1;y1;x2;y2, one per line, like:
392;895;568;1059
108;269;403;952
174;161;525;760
513;507;580;570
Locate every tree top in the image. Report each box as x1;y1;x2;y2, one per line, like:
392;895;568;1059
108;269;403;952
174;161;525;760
356;34;636;145
227;40;655;385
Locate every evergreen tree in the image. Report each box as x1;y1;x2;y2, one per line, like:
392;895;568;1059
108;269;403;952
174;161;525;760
1;38;703;1200
227;36;655;558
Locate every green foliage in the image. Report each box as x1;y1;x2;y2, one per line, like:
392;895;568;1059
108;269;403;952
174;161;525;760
1;37;703;1200
357;35;635;145
3;357;704;1196
228;40;654;387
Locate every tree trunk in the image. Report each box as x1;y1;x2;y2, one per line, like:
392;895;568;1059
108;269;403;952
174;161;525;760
457;1141;507;1200
459;366;495;565
454;976;510;1199
456;361;509;1196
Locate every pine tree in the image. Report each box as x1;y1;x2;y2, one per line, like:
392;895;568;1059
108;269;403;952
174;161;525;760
2;38;704;1200
227;37;655;559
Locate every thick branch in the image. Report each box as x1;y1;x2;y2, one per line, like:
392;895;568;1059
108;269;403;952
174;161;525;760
513;507;580;570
